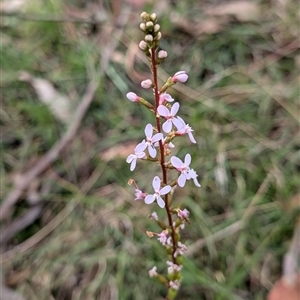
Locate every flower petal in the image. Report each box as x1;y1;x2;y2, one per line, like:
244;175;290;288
157;105;170;117
163;120;172;133
173;117;183;130
136;151;146;159
189;169;201;187
171;102;180;116
135;141;147;152
145;124;153;138
171;156;183;168
188;132;197;143
152;176;161;191
152;133;163;143
145;194;155;204
126;154;134;163
157;196;165;208
184;153;191;166
130;159;137;171
148;145;157;158
193;178;201;187
177;174;186;187
160;185;171;195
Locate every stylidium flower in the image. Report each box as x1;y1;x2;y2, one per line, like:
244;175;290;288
174;241;187;257
172;71;188;83
157;229;168;245
157;102;182;133
139;124;163;158
170;154;192;187
135;189;147;200
178;208;190;220
149;266;158;278
126;92;141;102
144;176;171;208
159;93;174;105
126;145;146;171
166;261;182;274
169;280;181;290
175;116;196;144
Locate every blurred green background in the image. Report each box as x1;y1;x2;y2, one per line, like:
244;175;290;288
1;0;299;299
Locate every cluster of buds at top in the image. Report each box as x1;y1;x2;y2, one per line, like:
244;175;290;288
139;12;167;63
126;12;200;300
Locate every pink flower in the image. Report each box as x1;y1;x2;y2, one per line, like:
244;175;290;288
166;261;182;274
178;208;190;220
149;266;158;277
126;92;140;102
175;116;196;143
139;124;163;158
172;71;188;83
157;230;169;245
159;93;174;105
169;280;181;290
135;189;147;200
171;154;201;187
157;102;182;133
174;242;187;257
170;154;192;187
145;176;171;208
126;144;146;171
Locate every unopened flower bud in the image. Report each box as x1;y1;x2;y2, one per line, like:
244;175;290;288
156;32;162;40
150;13;157;22
154;24;160;32
139;23;146;31
158;50;168;59
126;92;140;102
141;79;153;89
141;12;147;19
145;34;153;42
139;40;148;50
146;21;154;28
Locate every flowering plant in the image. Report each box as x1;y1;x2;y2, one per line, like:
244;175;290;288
126;12;200;300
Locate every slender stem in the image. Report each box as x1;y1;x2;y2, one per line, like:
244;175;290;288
150;48;177;263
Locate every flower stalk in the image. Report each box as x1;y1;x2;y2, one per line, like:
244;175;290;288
126;12;201;299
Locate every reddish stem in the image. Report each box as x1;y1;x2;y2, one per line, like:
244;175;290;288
150;48;177;263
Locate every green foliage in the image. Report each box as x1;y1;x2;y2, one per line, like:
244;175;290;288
2;0;299;299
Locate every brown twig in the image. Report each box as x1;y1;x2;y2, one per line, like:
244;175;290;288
1;203;44;244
